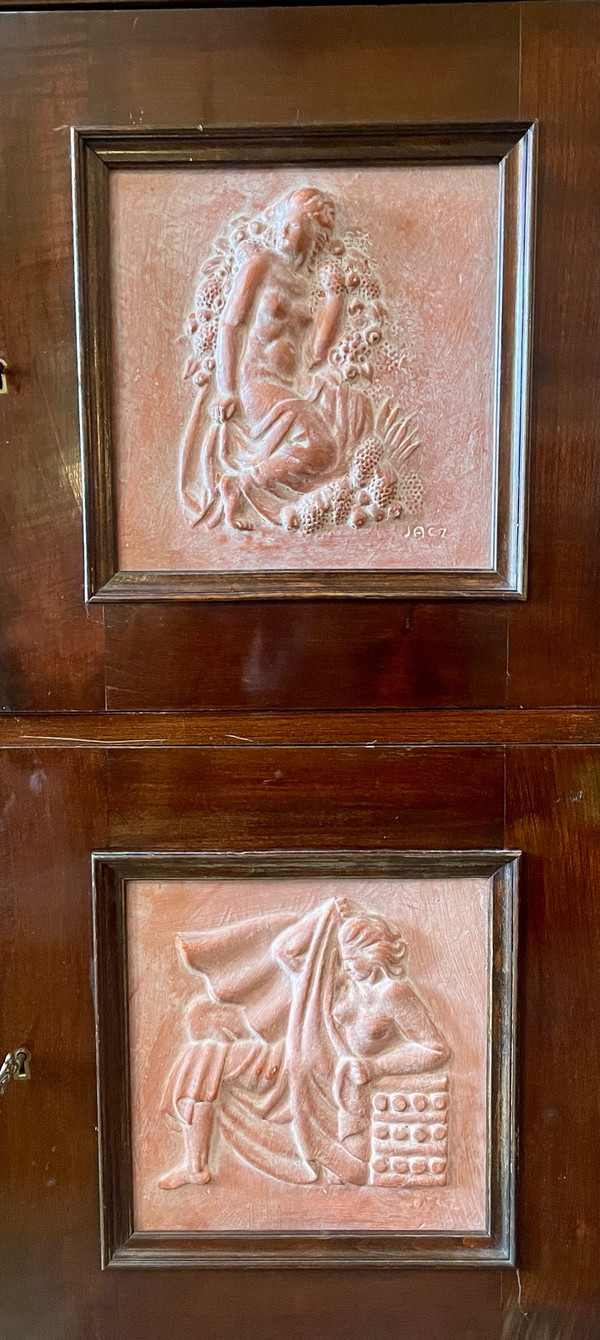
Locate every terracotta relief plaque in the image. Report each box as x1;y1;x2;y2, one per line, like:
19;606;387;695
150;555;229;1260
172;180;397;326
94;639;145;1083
113;167;494;564
73;124;535;599
93;851;518;1267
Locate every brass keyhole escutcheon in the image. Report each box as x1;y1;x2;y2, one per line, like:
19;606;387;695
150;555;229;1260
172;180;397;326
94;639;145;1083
0;1048;31;1094
0;359;8;394
14;1049;31;1079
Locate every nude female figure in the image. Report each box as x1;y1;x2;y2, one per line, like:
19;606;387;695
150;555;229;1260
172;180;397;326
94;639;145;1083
332;907;450;1108
208;187;347;528
275;899;449;1176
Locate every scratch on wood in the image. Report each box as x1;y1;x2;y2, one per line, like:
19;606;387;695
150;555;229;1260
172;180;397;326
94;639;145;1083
515;1267;528;1318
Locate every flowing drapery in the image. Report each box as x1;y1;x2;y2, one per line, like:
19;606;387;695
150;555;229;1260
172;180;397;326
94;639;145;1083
179;378;374;528
161;901;370;1184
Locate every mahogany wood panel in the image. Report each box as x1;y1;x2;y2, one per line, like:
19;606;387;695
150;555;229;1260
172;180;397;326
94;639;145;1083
508;2;600;706
0;4;520;711
0;17;105;712
0;744;505;1339
104;603;509;711
107;746;505;850
504;748;600;1338
1;3;600;1337
3;744;600;1336
0;749;116;1340
115;1269;503;1340
1;3;600;710
1;708;600;748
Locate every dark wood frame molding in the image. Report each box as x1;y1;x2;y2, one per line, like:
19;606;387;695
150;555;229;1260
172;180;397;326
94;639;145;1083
92;847;519;1268
73;121;536;601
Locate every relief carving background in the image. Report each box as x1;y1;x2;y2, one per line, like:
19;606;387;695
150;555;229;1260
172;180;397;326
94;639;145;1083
127;877;491;1234
110;165;499;573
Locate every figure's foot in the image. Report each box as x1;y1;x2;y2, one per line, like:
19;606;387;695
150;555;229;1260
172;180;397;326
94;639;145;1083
188;1167;212;1185
159;1165;211;1189
220;475;254;531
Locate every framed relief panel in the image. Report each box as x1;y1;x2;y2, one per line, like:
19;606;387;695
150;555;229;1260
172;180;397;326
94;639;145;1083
73;123;535;600
93;849;518;1267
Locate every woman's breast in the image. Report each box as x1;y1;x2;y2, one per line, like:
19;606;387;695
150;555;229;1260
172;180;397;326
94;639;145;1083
258;285;291;322
363;1013;395;1043
255;284;311;333
336;1002;397;1055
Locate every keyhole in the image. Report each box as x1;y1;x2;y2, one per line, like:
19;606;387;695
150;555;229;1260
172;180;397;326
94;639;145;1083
0;360;7;395
14;1049;31;1079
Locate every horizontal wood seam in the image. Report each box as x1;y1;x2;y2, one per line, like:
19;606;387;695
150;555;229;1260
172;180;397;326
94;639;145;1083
0;711;599;747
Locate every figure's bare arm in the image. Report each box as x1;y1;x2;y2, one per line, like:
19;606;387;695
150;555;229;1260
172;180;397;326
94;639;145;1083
212;255;268;420
307;290;346;369
367;981;450;1081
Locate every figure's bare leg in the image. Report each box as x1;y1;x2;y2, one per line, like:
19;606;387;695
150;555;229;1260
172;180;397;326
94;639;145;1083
219;474;255;531
159;1103;215;1189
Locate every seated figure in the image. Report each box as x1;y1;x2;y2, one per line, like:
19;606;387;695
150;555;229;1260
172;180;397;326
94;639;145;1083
179;186;419;533
158;898;449;1190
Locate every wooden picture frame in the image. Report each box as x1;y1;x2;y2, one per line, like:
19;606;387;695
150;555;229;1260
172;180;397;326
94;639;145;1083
92;848;519;1269
73;122;535;601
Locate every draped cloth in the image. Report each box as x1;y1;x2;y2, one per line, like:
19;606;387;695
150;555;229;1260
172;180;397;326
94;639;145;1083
179;377;374;528
160;901;370;1185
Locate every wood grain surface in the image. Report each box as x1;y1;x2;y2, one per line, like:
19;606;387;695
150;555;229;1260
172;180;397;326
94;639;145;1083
508;2;600;708
0;708;599;747
2;744;600;1336
1;3;598;711
1;5;600;1339
0;3;520;711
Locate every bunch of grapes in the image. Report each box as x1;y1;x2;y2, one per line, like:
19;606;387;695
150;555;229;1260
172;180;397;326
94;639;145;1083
369;462;398;507
377;340;404;376
339;329;368;361
192;322;217;358
330;328;372;382
298;497;328;534
329;482;353;526
318;260;346;295
196;275;223;310
397;470;424;514
349;435;384;489
361;275;382;302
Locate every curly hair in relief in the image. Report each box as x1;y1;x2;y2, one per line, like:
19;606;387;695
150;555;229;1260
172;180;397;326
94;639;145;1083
338;912;408;977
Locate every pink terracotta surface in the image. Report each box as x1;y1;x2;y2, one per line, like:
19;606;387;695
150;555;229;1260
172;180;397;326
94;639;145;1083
127;876;491;1234
110;165;500;571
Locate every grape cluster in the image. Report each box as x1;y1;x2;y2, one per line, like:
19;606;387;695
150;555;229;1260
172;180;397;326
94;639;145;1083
369;462;398;507
339;329;369;360
397;470;424;514
361;276;381;302
378;340;404;375
298;497;328;533
329;482;353;526
196;275;223;309
349;435;384;489
192;322;217;357
330;328;373;382
317;260;347;295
